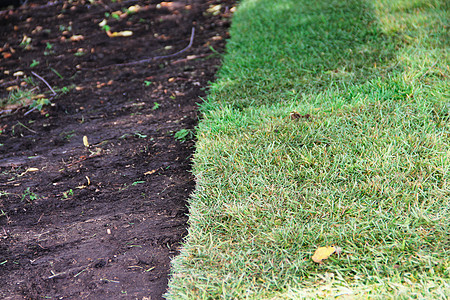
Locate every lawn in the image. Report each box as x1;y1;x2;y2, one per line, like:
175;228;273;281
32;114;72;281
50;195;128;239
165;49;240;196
167;0;449;298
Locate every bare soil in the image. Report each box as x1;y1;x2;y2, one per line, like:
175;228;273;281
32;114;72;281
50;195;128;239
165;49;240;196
0;1;233;299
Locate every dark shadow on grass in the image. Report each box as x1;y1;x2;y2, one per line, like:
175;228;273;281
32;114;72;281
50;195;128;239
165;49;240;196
211;0;401;109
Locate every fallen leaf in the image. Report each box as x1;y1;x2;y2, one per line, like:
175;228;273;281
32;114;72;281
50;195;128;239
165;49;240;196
32;26;43;34
33;94;47;100
107;30;133;37
70;35;84;42
3;98;34;110
289;111;311;120
159;2;173;8
112;10;123;17
312;246;336;263
6;85;19;91
127;5;140;13
83;136;89;147
207;4;222;15
186;55;198;60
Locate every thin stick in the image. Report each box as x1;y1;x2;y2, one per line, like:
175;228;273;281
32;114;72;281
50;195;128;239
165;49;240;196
48;271;67;279
73;267;88;278
31;71;57;95
17;121;37;133
98;27;195;70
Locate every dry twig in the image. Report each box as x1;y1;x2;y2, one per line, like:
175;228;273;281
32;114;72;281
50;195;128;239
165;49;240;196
31;71;57;96
97;27;196;70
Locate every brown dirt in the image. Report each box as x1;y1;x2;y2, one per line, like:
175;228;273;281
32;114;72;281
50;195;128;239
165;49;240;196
0;1;233;299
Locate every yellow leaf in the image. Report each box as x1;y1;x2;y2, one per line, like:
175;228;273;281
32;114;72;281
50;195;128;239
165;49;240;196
83;136;89;147
207;4;222;15
32;94;47;100
6;85;19;91
127;5;140;13
144;169;157;175
109;31;133;37
312;246;336;263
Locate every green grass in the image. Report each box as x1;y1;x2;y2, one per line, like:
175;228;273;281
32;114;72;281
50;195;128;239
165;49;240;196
0;77;52;112
0;88;36;108
167;0;449;298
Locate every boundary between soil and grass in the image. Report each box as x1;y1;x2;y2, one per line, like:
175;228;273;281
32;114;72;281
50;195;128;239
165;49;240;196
167;0;449;298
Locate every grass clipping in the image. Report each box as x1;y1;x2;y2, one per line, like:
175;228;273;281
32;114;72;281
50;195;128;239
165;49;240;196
167;0;450;298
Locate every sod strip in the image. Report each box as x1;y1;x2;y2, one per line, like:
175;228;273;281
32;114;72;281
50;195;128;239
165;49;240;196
167;0;449;298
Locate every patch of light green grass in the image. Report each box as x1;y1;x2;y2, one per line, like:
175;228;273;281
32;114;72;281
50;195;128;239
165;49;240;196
167;0;450;298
